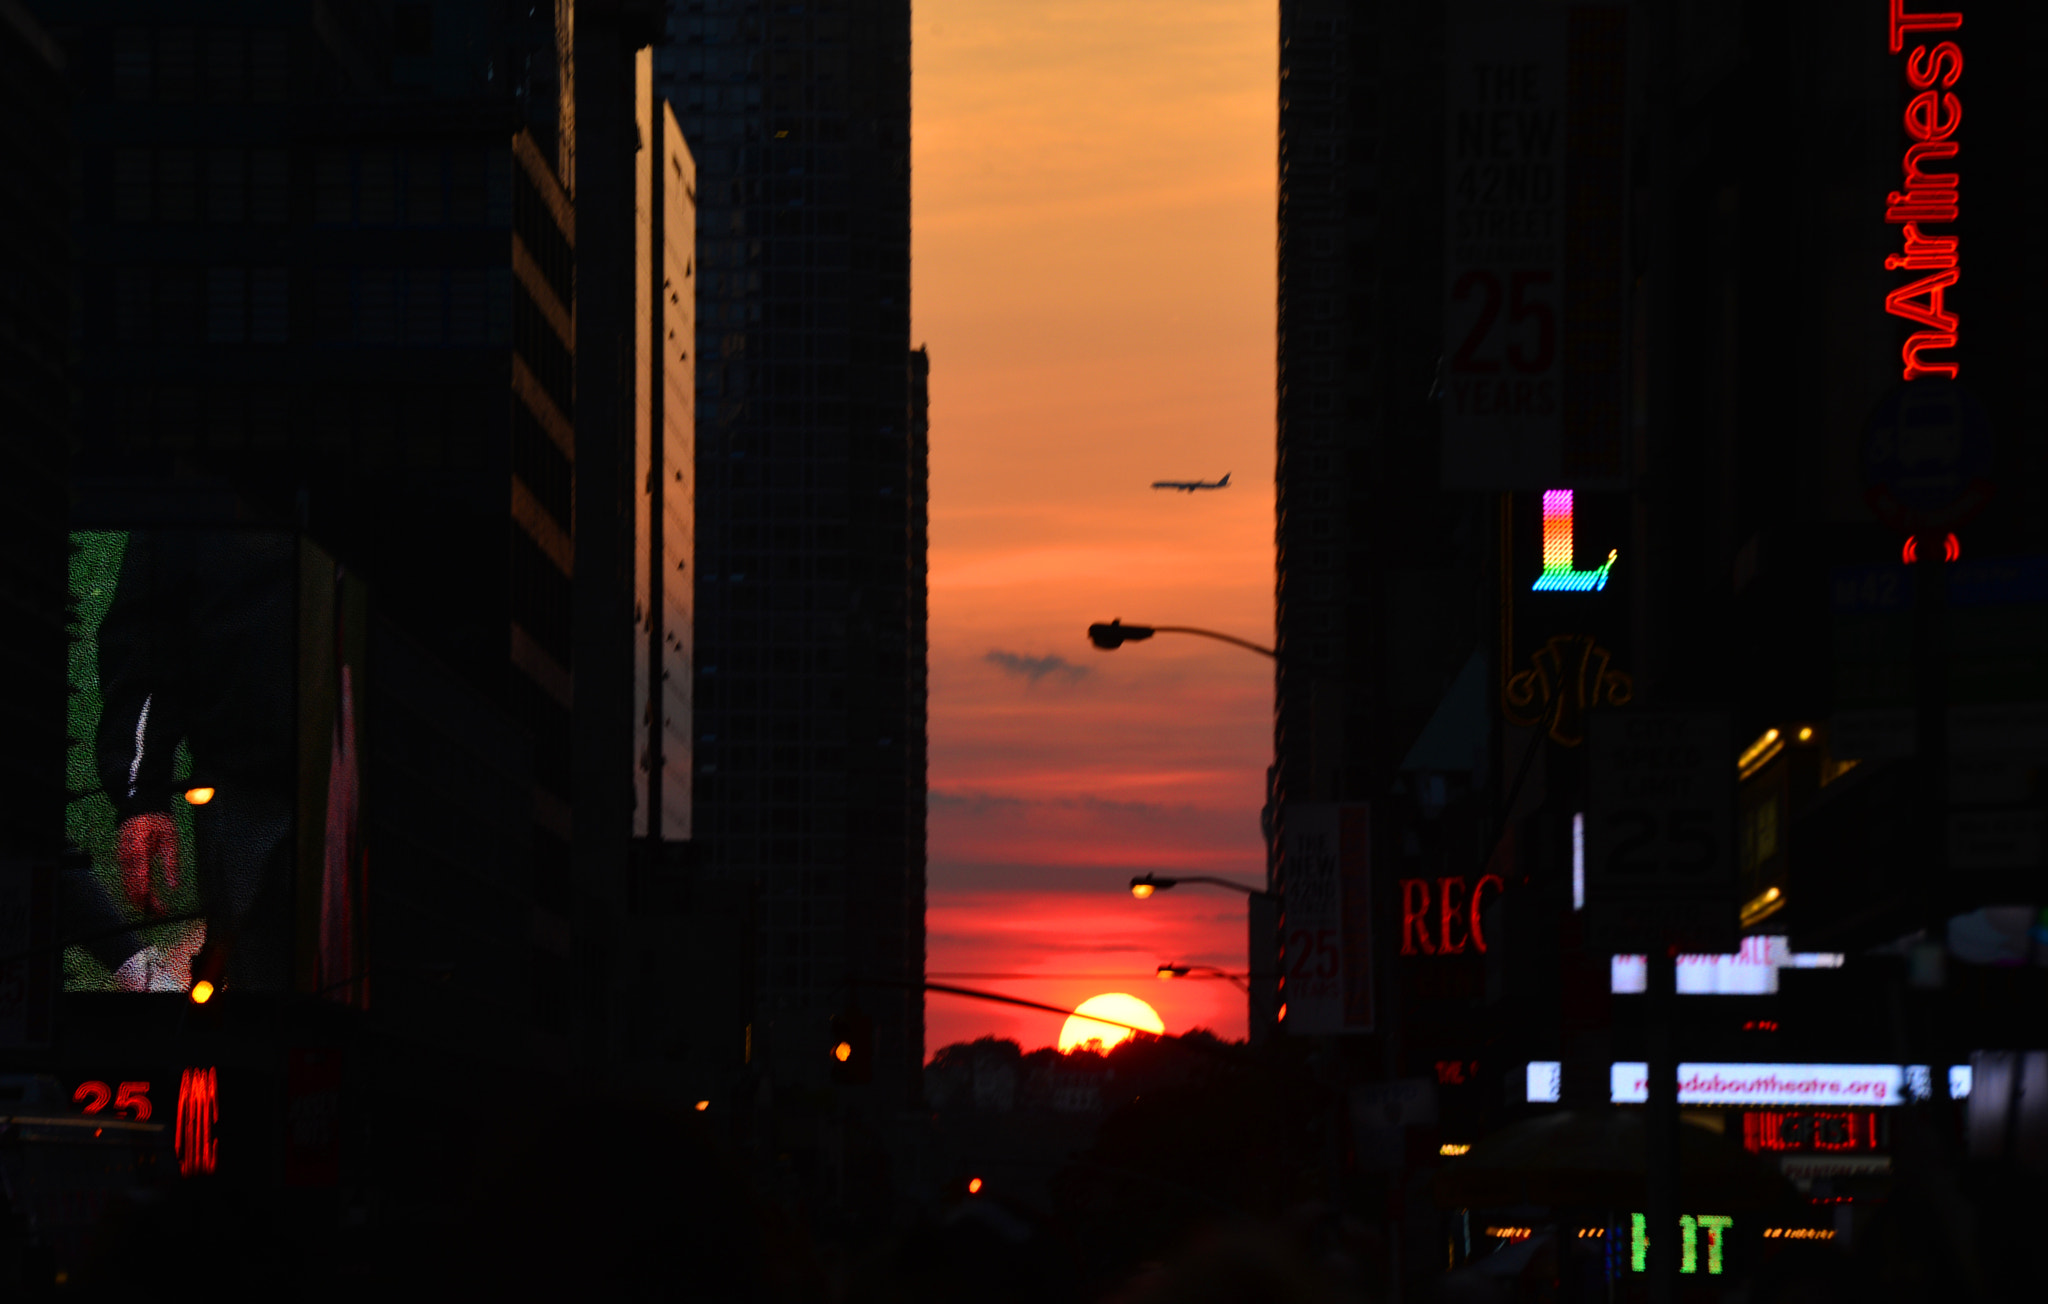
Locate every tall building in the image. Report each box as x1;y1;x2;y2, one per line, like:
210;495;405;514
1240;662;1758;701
653;2;926;1111
1273;1;2048;1293
0;0;69;1052
22;0;693;1219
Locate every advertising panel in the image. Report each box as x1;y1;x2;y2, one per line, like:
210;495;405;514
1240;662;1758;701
300;544;369;1004
1279;803;1372;1034
62;531;359;995
1607;1062;1972;1107
1443;10;1626;488
1585;709;1736;953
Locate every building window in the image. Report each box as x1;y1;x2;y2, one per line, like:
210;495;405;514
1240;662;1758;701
205;149;245;223
203;29;245;103
114;28;150;102
250;268;289;342
158;29;197;103
314;151;351;224
251;31;289;103
406;149;443;225
250;150;288;223
404;270;444;345
157;149;196;222
205;268;246;343
114;149;150;222
449;269;486;344
359;151;396;225
157;269;199;341
114;269;152;343
359;270;397;343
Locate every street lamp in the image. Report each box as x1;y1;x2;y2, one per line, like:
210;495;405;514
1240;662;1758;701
1157;963;1250;993
1088;619;1275;658
1129;872;1273;901
1130;874;1281;1045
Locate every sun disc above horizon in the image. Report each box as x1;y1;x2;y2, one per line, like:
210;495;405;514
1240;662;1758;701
1057;992;1165;1053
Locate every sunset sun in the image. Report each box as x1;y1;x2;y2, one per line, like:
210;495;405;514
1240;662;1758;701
1057;993;1165;1053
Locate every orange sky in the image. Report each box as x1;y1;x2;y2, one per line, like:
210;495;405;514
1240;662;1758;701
914;1;1276;1054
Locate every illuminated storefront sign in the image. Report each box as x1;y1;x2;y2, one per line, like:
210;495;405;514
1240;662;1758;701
1526;1061;1974;1105
1631;1213;1732;1275
1609;935;1844;995
175;1066;218;1176
1885;3;1965;380
1742;1109;1885;1153
72;1079;154;1121
1398;874;1504;955
1530;490;1617;592
1609;1062;1973;1106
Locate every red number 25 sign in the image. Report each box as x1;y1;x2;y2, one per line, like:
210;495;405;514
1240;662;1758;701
74;1079;153;1121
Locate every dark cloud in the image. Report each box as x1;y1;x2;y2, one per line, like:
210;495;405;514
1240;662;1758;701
930;788;1204;819
984;649;1091;685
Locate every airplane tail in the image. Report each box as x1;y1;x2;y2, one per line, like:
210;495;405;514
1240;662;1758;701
1219;473;1230;487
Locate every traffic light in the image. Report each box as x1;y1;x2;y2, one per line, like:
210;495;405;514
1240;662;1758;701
829;1010;873;1085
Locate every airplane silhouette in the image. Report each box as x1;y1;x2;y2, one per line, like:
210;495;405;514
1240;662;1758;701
1151;473;1231;492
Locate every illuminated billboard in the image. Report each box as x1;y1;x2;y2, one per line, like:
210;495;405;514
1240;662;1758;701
1525;1061;1973;1106
63;531;366;996
1607;1062;1973;1107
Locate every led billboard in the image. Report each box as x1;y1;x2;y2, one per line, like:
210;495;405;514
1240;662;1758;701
63;531;365;996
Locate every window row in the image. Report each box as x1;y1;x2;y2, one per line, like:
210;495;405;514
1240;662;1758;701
112;147;287;225
113;27;290;105
108;266;513;348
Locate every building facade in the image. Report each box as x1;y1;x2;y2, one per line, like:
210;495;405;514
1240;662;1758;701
1273;0;2048;1294
653;0;926;1112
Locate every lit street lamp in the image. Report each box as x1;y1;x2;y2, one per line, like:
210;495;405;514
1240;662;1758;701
1130;873;1273;901
1129;874;1280;1043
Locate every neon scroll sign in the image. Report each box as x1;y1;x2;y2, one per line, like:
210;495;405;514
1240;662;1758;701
1630;1212;1732;1275
1530;490;1616;592
1885;4;1964;380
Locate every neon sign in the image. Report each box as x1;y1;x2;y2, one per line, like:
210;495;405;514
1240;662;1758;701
1743;1109;1884;1153
72;1080;153;1121
1885;4;1964;380
1530;490;1617;592
176;1066;218;1176
1398;874;1504;955
1901;532;1959;563
1630;1212;1732;1275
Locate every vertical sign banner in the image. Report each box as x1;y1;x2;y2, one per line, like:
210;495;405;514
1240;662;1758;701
1444;17;1565;487
1444;12;1627;488
1586;711;1736;953
1280;803;1373;1034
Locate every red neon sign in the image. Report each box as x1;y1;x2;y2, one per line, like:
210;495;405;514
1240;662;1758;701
1399;874;1504;955
1742;1109;1883;1153
1885;9;1964;380
176;1067;219;1176
72;1080;153;1121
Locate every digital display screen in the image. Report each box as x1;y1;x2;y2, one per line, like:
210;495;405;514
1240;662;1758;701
64;531;299;993
1742;1109;1886;1153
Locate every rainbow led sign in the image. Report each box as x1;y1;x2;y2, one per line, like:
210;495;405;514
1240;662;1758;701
1530;490;1617;592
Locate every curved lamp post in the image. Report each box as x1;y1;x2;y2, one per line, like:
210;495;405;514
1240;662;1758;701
1157;963;1251;993
1087;620;1275;659
1129;872;1274;901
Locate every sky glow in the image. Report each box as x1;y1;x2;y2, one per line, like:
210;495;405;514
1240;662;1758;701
916;1;1275;1054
